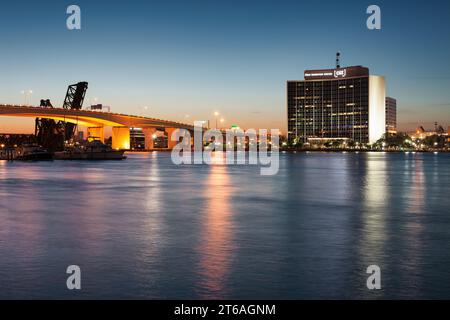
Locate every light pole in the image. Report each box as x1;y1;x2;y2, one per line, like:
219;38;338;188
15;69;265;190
214;111;219;129
21;90;33;106
220;118;225;129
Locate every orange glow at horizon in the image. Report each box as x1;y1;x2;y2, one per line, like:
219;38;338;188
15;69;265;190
0;117;35;134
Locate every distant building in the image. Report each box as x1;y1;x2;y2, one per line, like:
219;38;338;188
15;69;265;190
410;124;448;141
130;128;145;150
448;126;450;145
435;123;445;134
287;65;386;145
416;126;426;134
385;97;397;134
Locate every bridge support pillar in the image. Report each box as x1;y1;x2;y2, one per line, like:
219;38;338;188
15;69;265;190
87;127;104;143
112;127;130;150
143;127;157;150
165;127;180;150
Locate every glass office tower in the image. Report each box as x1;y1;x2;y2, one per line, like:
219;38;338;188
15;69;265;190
287;66;386;145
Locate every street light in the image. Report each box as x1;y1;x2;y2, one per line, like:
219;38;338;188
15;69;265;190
143;106;149;116
214;111;220;128
21;89;33;106
220;118;225;129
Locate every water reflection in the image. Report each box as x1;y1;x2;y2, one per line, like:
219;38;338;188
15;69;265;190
0;163;46;294
59;165;112;259
360;153;388;278
196;165;235;298
141;152;165;256
1;153;450;299
402;154;425;296
406;155;425;214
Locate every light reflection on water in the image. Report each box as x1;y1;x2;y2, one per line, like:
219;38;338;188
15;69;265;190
360;154;388;281
197;165;234;298
0;152;450;299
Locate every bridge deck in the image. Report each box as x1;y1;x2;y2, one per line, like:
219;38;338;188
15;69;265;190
0;104;193;130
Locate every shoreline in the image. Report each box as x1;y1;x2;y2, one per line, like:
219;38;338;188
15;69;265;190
279;149;449;153
125;149;450;153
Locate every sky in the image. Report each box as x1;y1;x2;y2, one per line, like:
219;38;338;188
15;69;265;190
0;0;449;133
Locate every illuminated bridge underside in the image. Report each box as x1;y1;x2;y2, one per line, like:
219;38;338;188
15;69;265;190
0;105;194;149
0;105;193;129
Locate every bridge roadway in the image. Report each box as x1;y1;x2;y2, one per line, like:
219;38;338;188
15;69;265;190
0;104;194;149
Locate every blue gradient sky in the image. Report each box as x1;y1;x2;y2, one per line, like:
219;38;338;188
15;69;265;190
1;0;449;133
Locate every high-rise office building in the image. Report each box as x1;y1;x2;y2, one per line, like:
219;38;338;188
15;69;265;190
287;65;386;144
385;97;397;134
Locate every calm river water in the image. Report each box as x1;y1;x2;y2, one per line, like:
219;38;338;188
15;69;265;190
0;152;449;299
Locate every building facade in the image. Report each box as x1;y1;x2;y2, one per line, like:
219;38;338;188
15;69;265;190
385;97;397;134
287;66;386;145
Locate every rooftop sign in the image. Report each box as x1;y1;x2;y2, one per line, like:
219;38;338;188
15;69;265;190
304;66;369;80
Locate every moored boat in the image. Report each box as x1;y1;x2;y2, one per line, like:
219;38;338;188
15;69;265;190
15;145;53;161
54;140;126;160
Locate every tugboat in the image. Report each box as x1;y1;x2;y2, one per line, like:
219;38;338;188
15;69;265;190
15;144;53;161
54;140;126;160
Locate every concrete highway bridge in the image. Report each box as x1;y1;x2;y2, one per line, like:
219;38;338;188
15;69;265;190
0;104;194;149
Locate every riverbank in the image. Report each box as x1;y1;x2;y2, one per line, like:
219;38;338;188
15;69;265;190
279;148;450;153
